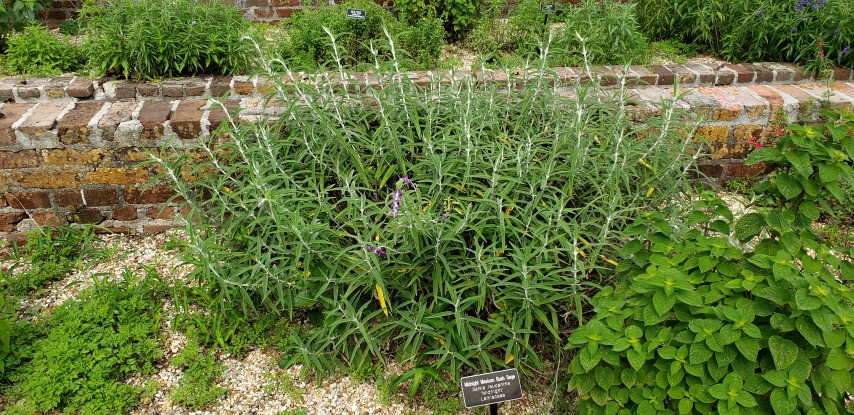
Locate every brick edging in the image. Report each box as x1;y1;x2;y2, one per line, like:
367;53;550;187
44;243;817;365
2;63;852;103
1;70;854;241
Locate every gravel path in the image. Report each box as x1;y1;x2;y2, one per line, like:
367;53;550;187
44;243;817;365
5;231;560;415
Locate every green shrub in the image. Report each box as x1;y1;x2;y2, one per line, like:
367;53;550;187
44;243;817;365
0;0;50;47
393;0;478;39
82;0;252;79
556;0;650;67
3;270;165;415
170;339;228;410
282;0;444;70
635;0;854;69
567;109;854;415
4;24;81;76
154;51;696;386
468;0;555;63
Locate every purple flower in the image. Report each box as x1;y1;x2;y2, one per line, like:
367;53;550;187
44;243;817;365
755;10;764;17
366;245;387;259
812;0;827;10
834;28;841;38
390;189;402;217
841;46;852;59
397;177;413;186
795;0;809;12
791;27;797;33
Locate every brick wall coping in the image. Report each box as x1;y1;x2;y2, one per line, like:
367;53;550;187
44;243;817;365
2;62;853;103
1;74;853;241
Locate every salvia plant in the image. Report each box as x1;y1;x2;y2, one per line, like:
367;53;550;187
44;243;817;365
567;109;854;415
155;33;697;386
635;0;854;69
81;0;252;79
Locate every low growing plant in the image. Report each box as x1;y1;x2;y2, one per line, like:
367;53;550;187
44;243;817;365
170;339;228;410
82;0;252;79
567;109;854;415
4;23;81;77
3;269;165;415
1;225;99;297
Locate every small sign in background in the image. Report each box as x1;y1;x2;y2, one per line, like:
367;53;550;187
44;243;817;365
346;8;366;19
543;4;556;11
460;368;523;408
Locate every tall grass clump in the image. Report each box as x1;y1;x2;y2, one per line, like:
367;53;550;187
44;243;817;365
81;0;252;79
155;34;699;385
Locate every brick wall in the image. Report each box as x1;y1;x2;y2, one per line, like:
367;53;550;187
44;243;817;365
0;63;853;241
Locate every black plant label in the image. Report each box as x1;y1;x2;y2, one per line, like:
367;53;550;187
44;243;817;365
346;8;366;19
460;368;523;408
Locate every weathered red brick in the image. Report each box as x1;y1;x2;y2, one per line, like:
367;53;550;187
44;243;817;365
146;206;176;220
275;8;293;18
727;162;774;178
210;76;232;97
742;63;773;83
272;0;299;7
138;101;172;140
12;170;82;189
55;188;119;207
162;83;184;97
253;8;274;18
137;84;160;97
85;167;149;185
697;87;743;121
57;102;105;144
143;224;181;234
31;210;63;226
124;186;176;204
67;77;94;98
233;80;254;95
207;99;241;132
112;205;138;221
66;208;103;224
684;64;716;85
723;64;755;84
185;81;206;96
171;99;207;140
719;87;768;120
648;65;674;85
0;150;38;168
771;84;815;112
97;102;137;141
832;67;852;81
115;82;138;99
17;87;40;99
0;212;26;228
668;65;697;84
0;103;36;146
43;148;106;166
19;101;72;136
6;191;51;209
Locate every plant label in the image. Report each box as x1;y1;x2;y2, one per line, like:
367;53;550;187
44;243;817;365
543;4;556;11
346;8;366;19
460;368;523;408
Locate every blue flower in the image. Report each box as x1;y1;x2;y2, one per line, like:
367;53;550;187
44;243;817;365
841;46;852;59
835;28;842;38
795;0;810;12
755;10;765;17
